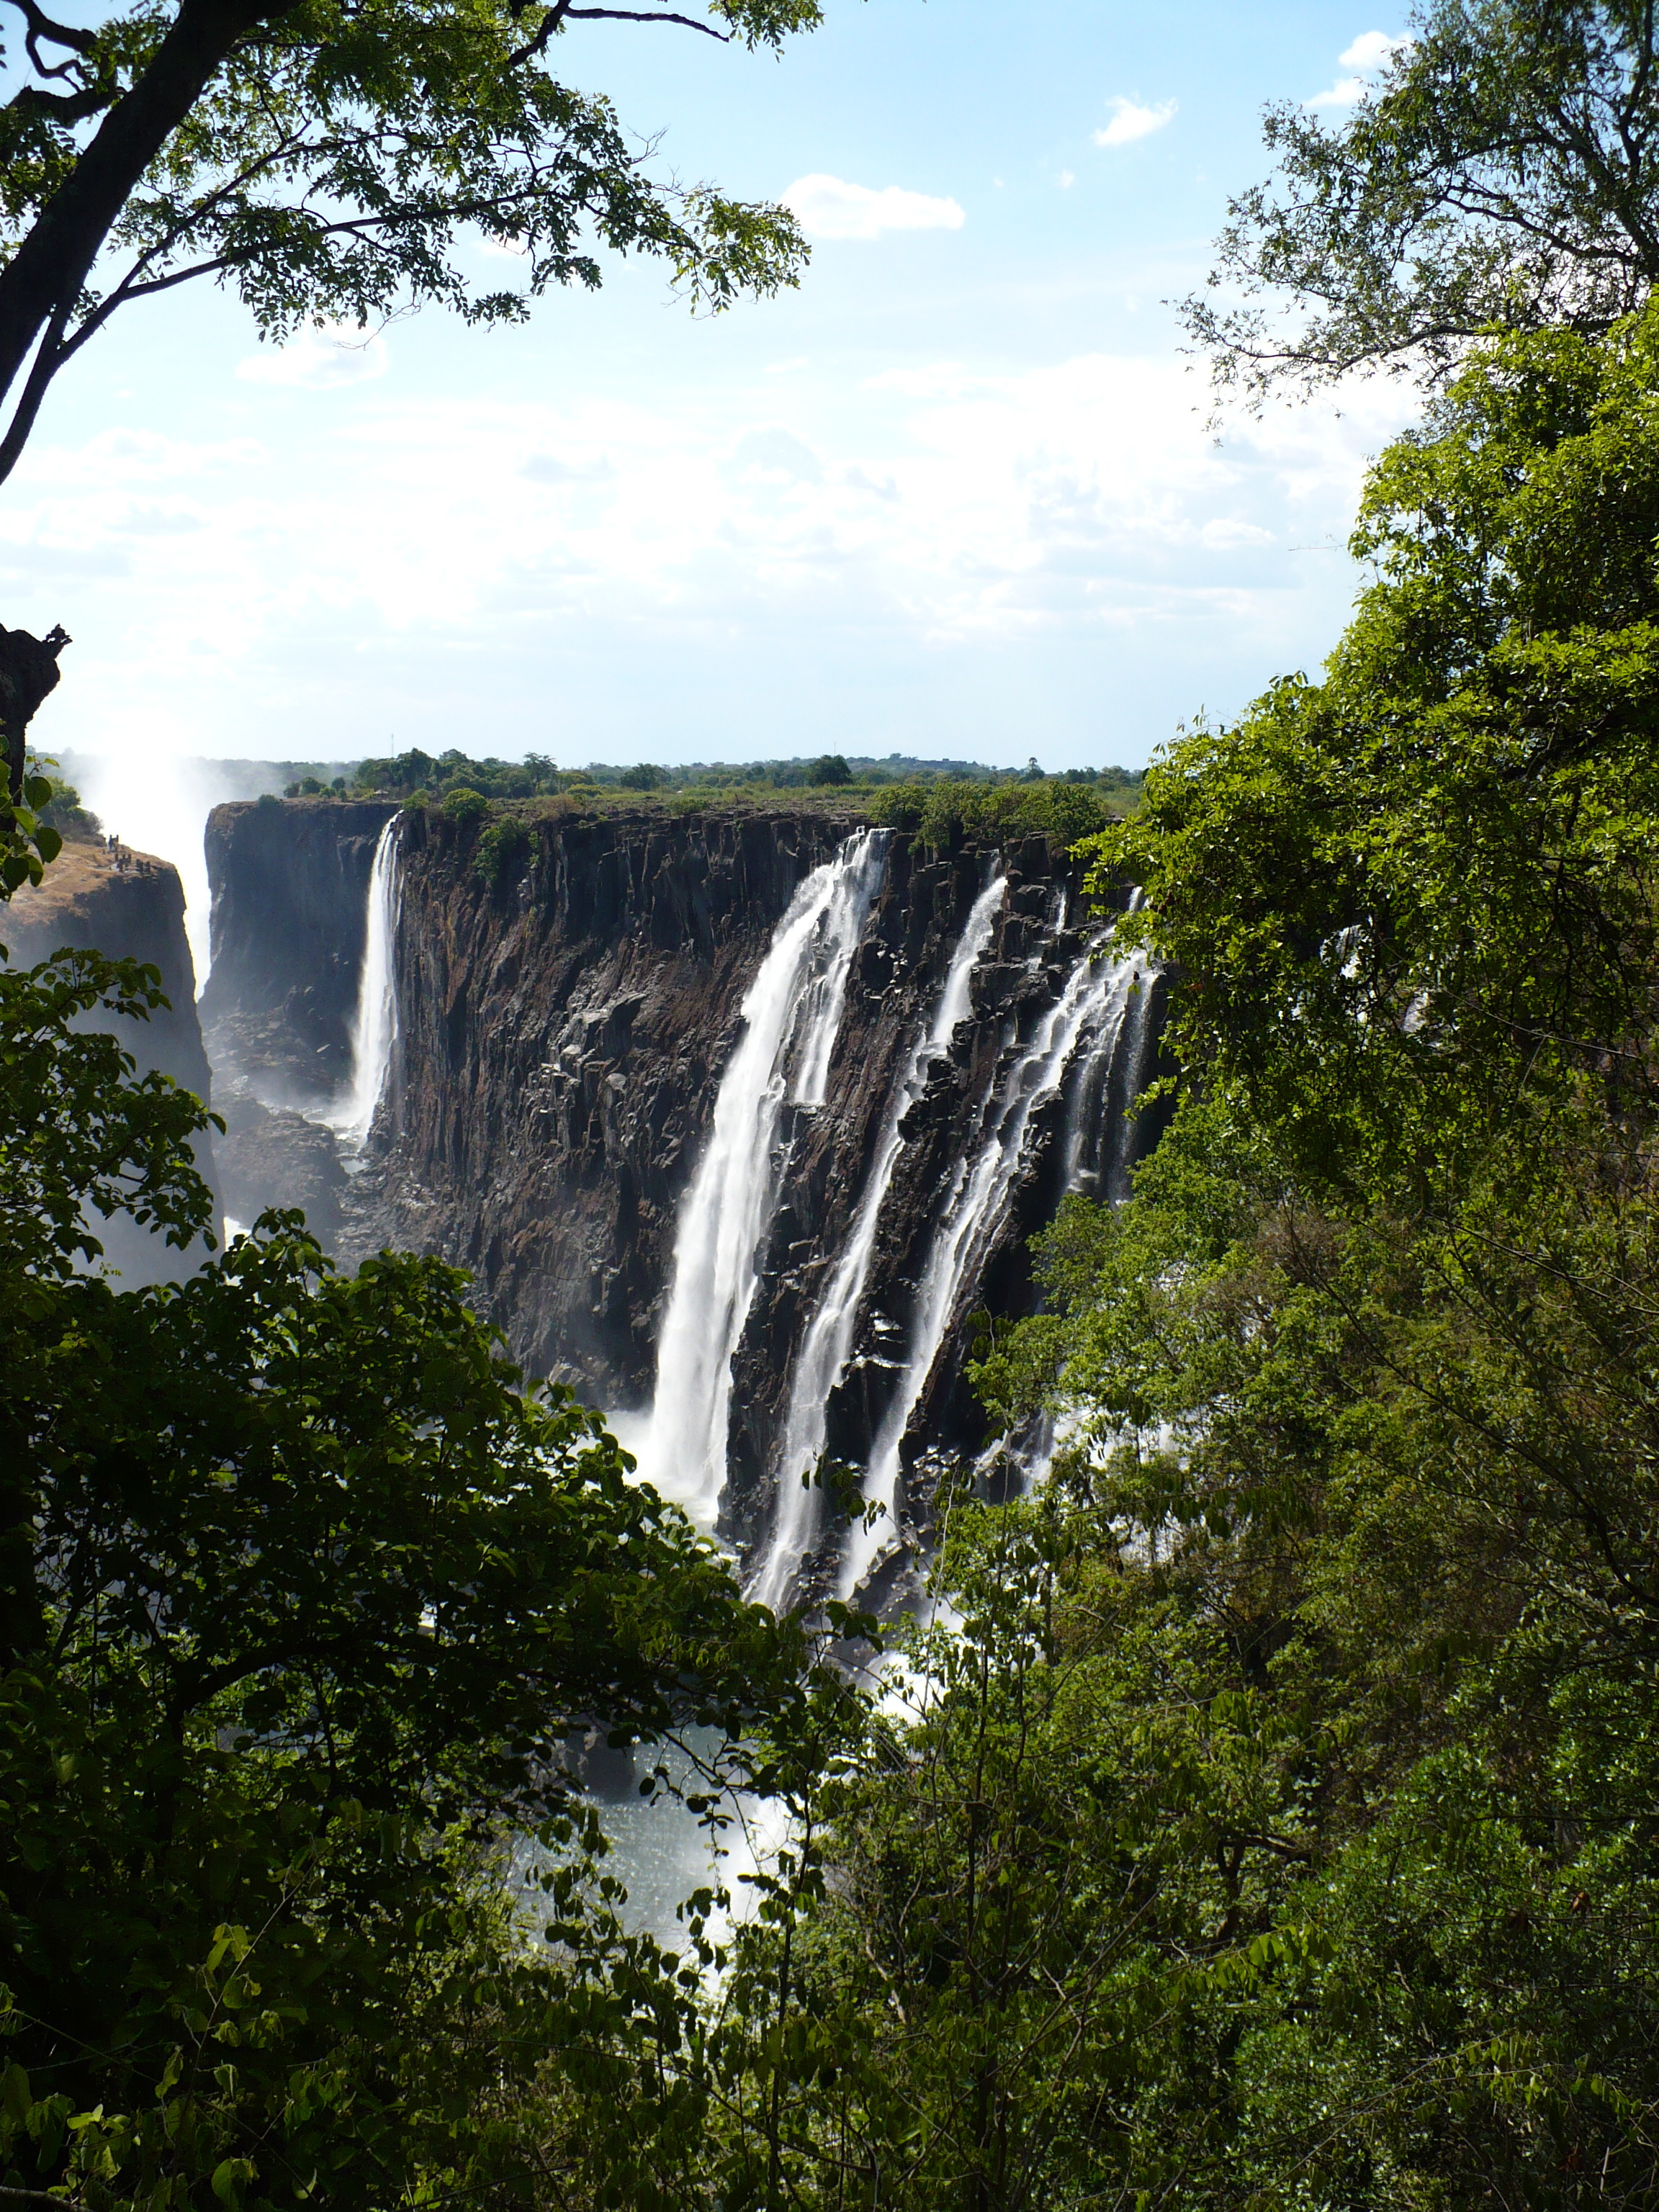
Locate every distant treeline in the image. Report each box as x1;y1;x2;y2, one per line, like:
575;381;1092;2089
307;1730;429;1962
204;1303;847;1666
314;747;1144;813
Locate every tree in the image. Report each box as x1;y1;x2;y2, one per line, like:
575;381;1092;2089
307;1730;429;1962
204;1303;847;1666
1187;0;1659;401
0;938;840;2208
0;0;819;489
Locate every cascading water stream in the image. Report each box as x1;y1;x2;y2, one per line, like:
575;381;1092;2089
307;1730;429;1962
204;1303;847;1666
751;871;1008;1611
641;831;888;1527
327;813;401;1155
839;917;1150;1601
1059;890;1150;1198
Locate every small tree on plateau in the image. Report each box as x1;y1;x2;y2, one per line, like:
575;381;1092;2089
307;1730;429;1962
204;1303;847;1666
0;0;820;489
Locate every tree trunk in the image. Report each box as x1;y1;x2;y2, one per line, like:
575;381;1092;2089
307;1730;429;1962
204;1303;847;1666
0;0;297;432
0;624;70;800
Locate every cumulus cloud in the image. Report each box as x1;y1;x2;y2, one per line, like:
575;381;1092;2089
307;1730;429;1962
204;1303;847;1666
782;174;965;240
1093;96;1177;148
1308;28;1411;107
236;322;389;389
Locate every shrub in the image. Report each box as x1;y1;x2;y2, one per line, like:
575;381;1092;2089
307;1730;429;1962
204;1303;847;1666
443;786;490;825
475;815;531;886
618;763;666;791
870;777;1121;852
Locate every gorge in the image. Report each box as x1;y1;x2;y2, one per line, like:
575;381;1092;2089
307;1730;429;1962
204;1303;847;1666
198;793;1169;1604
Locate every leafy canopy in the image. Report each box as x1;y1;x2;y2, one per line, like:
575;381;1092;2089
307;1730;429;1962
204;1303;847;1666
1189;0;1659;399
0;941;841;2211
0;0;819;483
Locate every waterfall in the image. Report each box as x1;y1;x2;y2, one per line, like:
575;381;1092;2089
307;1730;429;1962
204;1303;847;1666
642;831;888;1527
839;920;1146;1601
1060;891;1151;1199
328;814;401;1153
751;871;1007;1611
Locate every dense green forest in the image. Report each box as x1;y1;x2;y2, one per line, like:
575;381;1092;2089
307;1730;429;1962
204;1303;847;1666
7;0;1659;2204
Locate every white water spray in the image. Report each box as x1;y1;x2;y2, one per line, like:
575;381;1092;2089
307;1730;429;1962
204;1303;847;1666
752;872;1007;1611
642;832;888;1527
839;918;1148;1600
328;814;401;1153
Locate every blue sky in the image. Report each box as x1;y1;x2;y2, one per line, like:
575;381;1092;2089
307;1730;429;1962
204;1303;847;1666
7;0;1419;792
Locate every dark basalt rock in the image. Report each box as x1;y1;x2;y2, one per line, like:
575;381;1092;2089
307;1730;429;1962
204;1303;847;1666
201;796;1169;1575
201;797;397;1107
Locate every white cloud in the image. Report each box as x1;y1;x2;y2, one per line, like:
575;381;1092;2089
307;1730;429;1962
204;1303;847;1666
782;174;966;240
236;322;389;389
9;353;1417;775
1341;28;1408;68
1056;168;1076;189
1308;29;1410;107
1093;96;1177;148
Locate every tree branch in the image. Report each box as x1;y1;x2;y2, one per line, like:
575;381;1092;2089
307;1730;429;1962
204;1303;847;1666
2;0;97;60
508;0;725;63
565;4;727;29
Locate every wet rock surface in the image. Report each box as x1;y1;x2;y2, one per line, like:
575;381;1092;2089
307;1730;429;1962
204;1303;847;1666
214;1089;347;1244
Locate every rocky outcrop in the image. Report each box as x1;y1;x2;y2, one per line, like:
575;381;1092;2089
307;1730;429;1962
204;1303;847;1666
201;796;397;1105
4;835;221;1282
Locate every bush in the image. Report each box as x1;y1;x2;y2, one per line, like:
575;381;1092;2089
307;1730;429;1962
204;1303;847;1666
870;776;1121;852
475;815;531;886
807;753;852;786
442;786;490;825
618;763;666;791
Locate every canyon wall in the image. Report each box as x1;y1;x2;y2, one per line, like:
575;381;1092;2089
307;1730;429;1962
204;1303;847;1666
201;796;397;1103
5;837;220;1282
199;797;397;1239
203;797;1169;1594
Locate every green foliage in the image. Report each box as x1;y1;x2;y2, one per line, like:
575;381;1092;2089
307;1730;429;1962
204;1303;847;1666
354;747;561;801
805;753;850;786
1189;0;1659;397
1087;305;1659;1207
475;812;530;885
871;773;1126;852
441;784;490;824
0;942;833;2211
616;763;666;791
0;769;62;896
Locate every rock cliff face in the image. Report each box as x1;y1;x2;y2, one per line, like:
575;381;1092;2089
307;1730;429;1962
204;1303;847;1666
200;797;397;1239
202;796;1171;1588
201;797;397;1105
361;804;873;1395
5;836;220;1281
